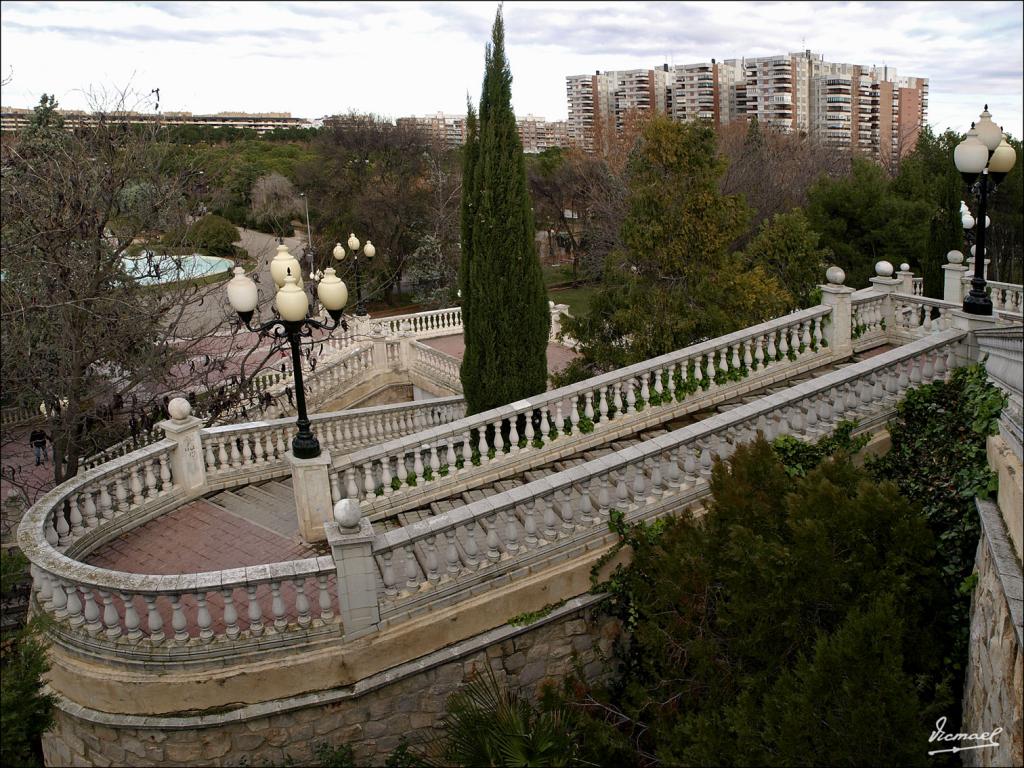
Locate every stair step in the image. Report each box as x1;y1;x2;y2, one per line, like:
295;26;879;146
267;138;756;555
430;500;461;516
461;489;489;505
258;481;296;502
236;486;294;511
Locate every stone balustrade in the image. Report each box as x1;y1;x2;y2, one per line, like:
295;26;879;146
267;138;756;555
1;404;39;427
975;324;1024;462
410;341;463;394
367;330;965;626
333;306;833;520
987;280;1024;316
201;397;467;489
890;294;961;338
850;290;889;351
912;276;924;296
382;307;463;339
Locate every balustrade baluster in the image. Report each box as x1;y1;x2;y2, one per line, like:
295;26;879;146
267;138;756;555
650;458;664;497
539;495;558;540
245;584;264;636
523;499;539;545
99;590;122;639
122;593;142;642
464;521;480;567
730;344;741;372
204;440;216;471
54;502;71;545
65;583;84;627
316;574;334;620
767;331;778;361
68;496;84;537
49;575;68;617
578;479;595;525
632;462;647;502
144;595;163;643
403;545;419;590
704;353;716;384
476;426;488;461
446;439;456;468
557;487;574;533
599;387;609;421
218;438;230;470
195;592;214;642
616;468;631;506
82;589;102;638
270;581;287;631
597;474;611;517
424;536;441;582
699;444;713;479
444;531;461;575
159;454;173;494
462;431;473;466
294;578;312;627
82;490;98;528
381;552;398;596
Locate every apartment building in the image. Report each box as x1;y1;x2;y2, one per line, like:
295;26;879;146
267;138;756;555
566;50;927;164
394;112;467;150
517;114;570;154
0;107;310;133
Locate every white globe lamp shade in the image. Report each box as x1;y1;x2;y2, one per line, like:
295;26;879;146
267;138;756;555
275;275;309;322
954;128;989;176
316;267;348;312
333;242;345;260
363;240;375;259
347;233;360;252
983;215;990;229
270;244;301;289
989;136;1017;175
974;106;1002;152
962;214;975;230
226;267;258;314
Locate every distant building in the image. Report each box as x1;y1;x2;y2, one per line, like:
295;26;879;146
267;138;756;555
516;114;570;154
0;107;311;134
567;50;928;165
394;112;467;149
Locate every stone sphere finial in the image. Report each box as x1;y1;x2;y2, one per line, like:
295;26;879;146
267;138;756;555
333;499;361;529
825;266;846;286
548;300;555;310
875;260;894;278
168;397;191;422
947;250;964;264
899;262;910;272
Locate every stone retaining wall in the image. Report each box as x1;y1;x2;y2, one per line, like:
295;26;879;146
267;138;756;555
42;600;621;767
961;498;1023;768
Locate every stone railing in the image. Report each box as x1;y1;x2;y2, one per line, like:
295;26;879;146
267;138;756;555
851;290;888;351
912;276;924;296
201;397;466;490
367;330;965;626
975;324;1024;461
409;341;463;394
1;404;39;427
333;306;834;520
382;307;463;339
988;280;1024;317
891;294;961;338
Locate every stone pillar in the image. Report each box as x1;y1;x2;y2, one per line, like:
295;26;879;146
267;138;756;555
896;263;914;294
159;398;207;494
324;499;381;639
869;260;901;334
549;302;570;343
289;449;334;542
949;310;999;369
820;267;855;358
944;250;968;305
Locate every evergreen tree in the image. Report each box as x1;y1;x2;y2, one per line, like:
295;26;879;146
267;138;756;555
459;8;550;414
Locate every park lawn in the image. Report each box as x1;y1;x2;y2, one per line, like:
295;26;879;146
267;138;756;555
549;285;597;318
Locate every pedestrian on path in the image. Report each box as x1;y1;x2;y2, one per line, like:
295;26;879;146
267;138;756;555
30;429;49;466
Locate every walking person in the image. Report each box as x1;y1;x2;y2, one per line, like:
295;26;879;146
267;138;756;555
30;428;49;466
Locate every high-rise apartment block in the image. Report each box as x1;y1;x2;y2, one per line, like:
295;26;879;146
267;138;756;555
566;50;928;165
394;112;468;150
391;112;570;154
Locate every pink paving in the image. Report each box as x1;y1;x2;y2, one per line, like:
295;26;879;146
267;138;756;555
422;334;579;376
84;499;333;637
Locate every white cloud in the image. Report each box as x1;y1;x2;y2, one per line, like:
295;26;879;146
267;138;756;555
1;0;1021;136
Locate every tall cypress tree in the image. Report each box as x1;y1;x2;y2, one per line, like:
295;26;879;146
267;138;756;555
460;8;550;415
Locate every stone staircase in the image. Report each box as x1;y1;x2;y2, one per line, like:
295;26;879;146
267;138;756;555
199;353;876;555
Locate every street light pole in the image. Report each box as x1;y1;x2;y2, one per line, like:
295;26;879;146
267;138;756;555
954;106;1017;316
333;234;375;316
225;245;349;459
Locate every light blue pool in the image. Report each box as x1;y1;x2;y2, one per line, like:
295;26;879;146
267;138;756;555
122;252;234;285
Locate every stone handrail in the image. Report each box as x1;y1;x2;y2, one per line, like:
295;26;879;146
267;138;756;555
369;329;966;622
201;397;467;489
382;307;463;339
987;281;1024;316
332;306;833;519
891;294;961;337
409;340;463;394
851;290;888;350
1;404;39;427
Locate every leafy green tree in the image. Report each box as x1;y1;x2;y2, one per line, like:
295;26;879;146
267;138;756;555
577;437;950;767
742;209;831;307
0;619;55;767
806;157;932;288
460;9;550;413
557;116;791;382
180;214;239;257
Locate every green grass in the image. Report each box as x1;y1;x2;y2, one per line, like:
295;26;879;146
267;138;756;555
549;285;597;318
542;264;575;287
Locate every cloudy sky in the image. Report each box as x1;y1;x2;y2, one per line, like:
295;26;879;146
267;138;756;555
2;1;1022;136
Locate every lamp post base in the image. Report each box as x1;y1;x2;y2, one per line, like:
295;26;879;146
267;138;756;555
963;291;993;316
291;433;322;460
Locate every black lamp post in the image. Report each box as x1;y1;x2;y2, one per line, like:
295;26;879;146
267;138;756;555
334;234;375;316
953;106;1018;315
225;246;349;459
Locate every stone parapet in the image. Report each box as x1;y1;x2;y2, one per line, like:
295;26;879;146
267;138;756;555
962;498;1023;768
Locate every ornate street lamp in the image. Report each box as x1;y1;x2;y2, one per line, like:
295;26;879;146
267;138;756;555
225;244;348;459
333;234;375;316
953;106;1017;315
